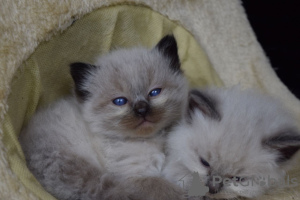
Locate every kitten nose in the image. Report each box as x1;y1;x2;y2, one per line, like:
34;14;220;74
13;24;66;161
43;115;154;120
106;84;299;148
207;177;223;194
134;101;149;117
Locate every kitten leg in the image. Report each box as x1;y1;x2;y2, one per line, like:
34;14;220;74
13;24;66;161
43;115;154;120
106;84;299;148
26;150;117;200
26;150;185;200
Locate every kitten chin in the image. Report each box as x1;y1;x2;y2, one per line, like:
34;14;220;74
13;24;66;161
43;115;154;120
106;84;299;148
163;87;300;200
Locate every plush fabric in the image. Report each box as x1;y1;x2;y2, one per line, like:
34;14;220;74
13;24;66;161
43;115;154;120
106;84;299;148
0;1;299;200
2;5;222;199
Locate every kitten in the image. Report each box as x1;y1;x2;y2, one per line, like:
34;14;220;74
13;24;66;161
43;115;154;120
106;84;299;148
19;35;188;200
162;87;300;199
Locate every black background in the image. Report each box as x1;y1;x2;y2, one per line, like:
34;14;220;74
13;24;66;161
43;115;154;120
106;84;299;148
241;0;300;99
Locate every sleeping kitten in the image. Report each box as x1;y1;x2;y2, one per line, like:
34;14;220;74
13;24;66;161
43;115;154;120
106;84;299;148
163;87;300;199
19;35;188;200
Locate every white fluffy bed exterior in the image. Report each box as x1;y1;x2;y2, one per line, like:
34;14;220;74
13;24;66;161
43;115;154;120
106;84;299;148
0;0;299;199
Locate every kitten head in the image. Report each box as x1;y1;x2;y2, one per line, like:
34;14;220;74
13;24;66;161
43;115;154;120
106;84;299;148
163;88;300;199
70;35;188;137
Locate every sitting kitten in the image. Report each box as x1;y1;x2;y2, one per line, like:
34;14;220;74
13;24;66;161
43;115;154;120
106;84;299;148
19;35;188;200
163;87;300;199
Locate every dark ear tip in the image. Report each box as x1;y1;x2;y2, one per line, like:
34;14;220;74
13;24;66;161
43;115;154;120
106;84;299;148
70;62;83;67
70;62;97;74
70;62;89;70
155;34;180;72
70;62;82;67
161;34;176;42
264;131;300;163
156;35;177;49
187;89;221;121
70;62;83;74
69;62;97;101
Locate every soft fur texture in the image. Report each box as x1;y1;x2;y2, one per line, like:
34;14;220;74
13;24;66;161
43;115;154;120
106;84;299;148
19;35;188;200
163;88;300;199
1;1;300;200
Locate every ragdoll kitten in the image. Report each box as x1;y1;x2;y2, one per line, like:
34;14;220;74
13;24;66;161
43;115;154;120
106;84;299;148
19;35;188;200
163;87;300;199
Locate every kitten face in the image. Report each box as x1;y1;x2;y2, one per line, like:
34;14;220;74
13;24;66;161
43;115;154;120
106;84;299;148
163;88;300;199
70;35;188;137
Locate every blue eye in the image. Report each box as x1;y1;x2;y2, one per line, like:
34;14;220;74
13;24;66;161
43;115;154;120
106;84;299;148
112;97;128;106
149;88;162;97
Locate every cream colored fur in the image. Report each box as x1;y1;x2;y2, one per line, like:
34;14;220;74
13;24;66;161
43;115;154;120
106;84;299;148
163;87;300;199
1;0;299;199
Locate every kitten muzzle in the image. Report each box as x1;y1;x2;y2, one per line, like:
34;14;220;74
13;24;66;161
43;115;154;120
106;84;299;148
206;175;223;194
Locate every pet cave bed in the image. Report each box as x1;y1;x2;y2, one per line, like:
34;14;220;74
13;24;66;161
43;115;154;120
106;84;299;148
0;1;300;199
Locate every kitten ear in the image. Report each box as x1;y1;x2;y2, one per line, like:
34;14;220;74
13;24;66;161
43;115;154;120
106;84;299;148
263;130;300;163
187;89;221;121
70;62;97;101
154;35;181;72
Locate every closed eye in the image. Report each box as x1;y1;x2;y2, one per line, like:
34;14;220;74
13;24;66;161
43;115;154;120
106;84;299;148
200;157;210;167
149;88;162;97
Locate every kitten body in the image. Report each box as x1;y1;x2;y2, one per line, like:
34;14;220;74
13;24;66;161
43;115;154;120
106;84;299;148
20;35;188;200
163;88;300;199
